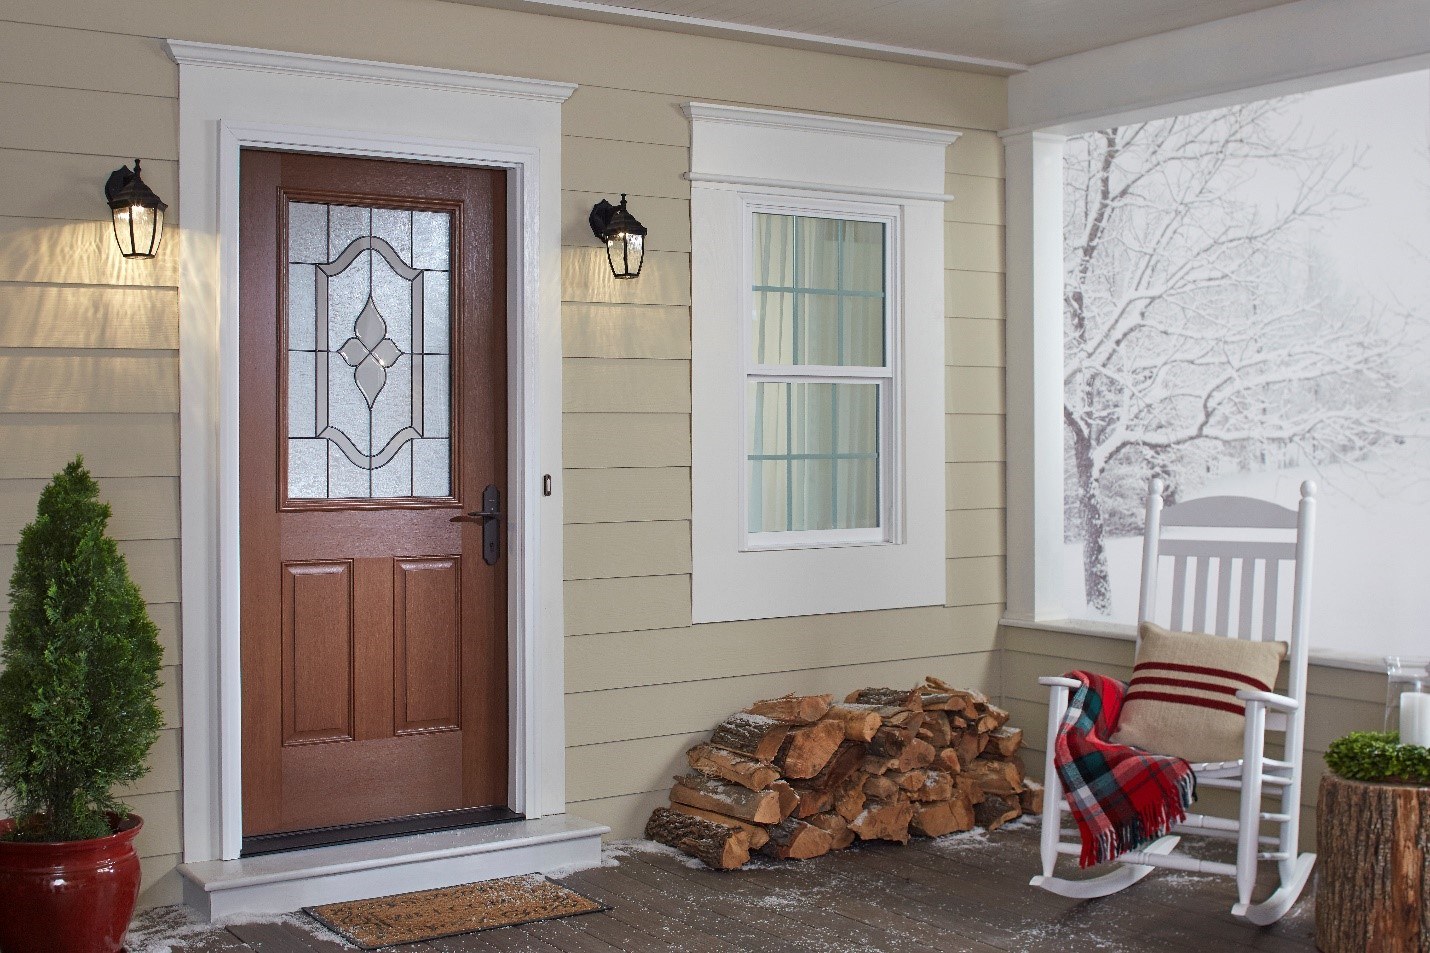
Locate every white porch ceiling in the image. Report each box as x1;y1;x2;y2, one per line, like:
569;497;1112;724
449;0;1301;72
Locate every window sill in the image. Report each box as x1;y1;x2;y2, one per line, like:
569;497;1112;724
998;615;1390;674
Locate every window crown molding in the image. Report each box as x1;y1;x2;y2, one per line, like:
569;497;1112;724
163;39;578;103
682;102;962;147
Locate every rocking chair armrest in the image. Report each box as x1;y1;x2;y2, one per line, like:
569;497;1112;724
1235;688;1299;712
1038;676;1083;690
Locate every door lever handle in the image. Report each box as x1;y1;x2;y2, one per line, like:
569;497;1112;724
450;485;502;565
449;508;500;524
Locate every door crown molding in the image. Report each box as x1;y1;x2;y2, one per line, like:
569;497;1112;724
682;102;961;146
163;39;577;103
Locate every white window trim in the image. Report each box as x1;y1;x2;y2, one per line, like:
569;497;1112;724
168;40;574;863
740;195;901;552
687;103;957;624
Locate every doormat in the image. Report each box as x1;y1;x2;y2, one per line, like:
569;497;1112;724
304;874;610;949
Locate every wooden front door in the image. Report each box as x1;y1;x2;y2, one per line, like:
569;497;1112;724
238;150;509;849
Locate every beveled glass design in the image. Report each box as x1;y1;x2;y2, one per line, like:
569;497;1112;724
286;202;452;500
752;214;885;366
747;382;880;533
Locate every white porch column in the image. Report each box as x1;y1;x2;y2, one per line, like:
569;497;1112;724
1002;131;1066;621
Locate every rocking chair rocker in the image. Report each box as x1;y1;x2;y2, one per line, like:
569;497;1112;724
1030;478;1317;925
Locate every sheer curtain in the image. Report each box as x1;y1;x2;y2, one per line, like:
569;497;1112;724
747;213;885;534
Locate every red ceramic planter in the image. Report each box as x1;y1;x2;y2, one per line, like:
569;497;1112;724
0;814;143;953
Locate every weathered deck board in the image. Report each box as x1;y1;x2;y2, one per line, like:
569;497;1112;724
128;825;1315;953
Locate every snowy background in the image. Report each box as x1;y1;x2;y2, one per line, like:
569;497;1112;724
1062;71;1430;658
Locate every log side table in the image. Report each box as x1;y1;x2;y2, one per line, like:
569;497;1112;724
1316;773;1429;952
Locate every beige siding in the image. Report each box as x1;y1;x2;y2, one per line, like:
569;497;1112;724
0;0;1007;908
998;622;1385;850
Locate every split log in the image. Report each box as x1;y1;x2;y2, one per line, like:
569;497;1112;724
825;703;883;742
834;776;868;822
861;754;897;775
760;817;834;860
1316;773;1430;953
667;802;771;849
881;707;926;741
686;744;780;792
936;747;962;774
791;787;835;819
849;798;915;844
908;770;955;803
973;792;1021;831
645;808;751;870
977;704;1011;733
846;687;923;711
952;731;981;768
910;797;975;838
807;812;856;851
955;773;986;806
778;718;845;779
965;758;1024;797
985;726;1023;759
745;693;834;724
868;726;910;760
917;711;953;748
709;712;791;763
670;774;782;824
804;742;865;793
1018;780;1044;816
888;769;929;793
895;738;936;773
864;774;900;800
770;780;800;819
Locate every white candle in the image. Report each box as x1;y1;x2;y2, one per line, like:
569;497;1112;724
1401;692;1430;747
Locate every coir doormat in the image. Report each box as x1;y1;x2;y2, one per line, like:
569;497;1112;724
304;874;610;949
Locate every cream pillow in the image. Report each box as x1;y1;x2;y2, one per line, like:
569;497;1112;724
1111;622;1286;763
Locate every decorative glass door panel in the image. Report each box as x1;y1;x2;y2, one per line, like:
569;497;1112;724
286;201;453;502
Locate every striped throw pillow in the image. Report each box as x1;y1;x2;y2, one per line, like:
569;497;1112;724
1111;622;1286;763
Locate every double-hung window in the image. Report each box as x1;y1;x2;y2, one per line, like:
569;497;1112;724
687;103;956;623
746;207;896;548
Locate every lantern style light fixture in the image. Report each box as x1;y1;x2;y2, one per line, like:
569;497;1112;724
589;194;647;279
104;159;167;260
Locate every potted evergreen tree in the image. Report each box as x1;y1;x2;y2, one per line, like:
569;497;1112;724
0;458;163;953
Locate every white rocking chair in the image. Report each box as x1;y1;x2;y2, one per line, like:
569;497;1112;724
1030;478;1317;925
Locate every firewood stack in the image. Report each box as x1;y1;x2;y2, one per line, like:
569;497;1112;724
644;676;1044;869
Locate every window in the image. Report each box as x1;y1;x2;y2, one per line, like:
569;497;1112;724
745;209;894;547
1053;72;1430;658
686;103;957;623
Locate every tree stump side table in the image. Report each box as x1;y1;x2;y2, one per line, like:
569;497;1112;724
1316;772;1429;952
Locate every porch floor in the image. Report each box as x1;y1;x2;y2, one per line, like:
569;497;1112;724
128;822;1317;952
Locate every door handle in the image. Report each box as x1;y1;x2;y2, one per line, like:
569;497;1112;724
449;485;501;565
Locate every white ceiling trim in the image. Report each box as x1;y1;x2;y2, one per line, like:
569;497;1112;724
1006;0;1430;134
469;0;1027;74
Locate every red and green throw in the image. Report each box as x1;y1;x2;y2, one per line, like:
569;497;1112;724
1055;671;1197;867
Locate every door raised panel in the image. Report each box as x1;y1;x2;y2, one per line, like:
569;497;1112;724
281;560;355;745
394;556;462;734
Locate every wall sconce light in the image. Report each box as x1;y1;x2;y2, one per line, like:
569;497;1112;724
105;159;167;260
589;194;646;280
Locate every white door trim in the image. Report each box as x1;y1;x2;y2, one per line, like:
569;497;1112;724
168;41;574;863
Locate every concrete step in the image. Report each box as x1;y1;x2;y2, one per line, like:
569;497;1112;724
178;814;609;920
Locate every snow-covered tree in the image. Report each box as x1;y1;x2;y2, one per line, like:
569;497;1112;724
1064;99;1413;614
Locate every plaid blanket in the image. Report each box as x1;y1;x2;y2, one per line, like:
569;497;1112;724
1055;671;1196;868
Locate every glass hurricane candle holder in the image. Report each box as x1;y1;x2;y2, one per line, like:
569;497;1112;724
1384;656;1430;746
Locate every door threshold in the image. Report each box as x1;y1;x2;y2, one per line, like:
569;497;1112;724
241;806;523;857
180;814;610;921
